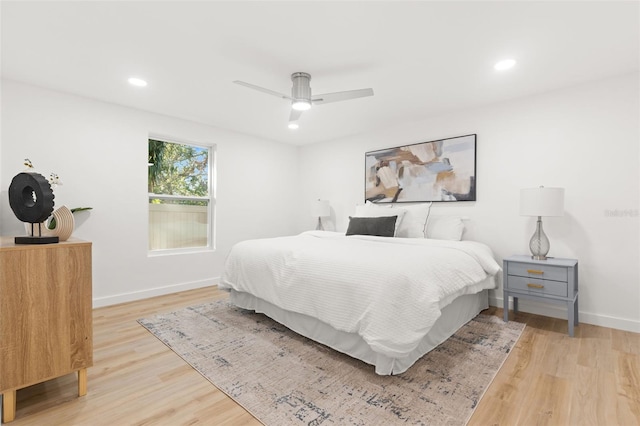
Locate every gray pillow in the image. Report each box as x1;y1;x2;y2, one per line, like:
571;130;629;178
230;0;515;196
345;216;397;237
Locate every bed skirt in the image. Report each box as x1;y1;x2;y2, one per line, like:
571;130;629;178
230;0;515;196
228;278;493;375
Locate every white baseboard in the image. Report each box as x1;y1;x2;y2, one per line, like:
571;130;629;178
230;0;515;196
490;295;640;333
92;277;220;308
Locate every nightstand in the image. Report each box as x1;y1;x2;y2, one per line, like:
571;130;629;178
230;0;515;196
503;255;579;337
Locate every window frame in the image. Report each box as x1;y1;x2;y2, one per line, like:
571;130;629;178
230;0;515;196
147;134;216;256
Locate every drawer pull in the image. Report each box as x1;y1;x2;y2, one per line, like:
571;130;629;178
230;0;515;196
527;283;545;289
527;269;544;275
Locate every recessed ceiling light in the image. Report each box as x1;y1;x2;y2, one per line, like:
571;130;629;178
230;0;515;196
494;59;516;71
288;122;299;130
128;77;148;87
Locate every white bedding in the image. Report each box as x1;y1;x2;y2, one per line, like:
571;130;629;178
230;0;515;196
220;231;501;359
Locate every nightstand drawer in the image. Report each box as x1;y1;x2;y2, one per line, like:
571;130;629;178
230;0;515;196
506;276;568;297
507;262;567;282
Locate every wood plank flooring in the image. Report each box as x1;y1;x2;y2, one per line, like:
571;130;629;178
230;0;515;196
5;286;639;425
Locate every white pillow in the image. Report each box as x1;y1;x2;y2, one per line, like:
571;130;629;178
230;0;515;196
426;216;465;241
356;201;392;215
391;202;432;238
354;202;406;236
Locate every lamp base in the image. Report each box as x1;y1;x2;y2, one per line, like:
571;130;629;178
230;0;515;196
529;216;551;260
316;217;324;231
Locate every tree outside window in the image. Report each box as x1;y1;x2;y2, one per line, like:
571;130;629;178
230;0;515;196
148;138;214;251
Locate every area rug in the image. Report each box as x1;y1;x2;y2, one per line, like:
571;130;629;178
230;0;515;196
138;301;524;426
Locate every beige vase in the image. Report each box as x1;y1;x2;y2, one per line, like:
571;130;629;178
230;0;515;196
24;205;75;241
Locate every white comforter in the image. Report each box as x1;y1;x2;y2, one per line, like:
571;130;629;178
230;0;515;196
220;231;500;358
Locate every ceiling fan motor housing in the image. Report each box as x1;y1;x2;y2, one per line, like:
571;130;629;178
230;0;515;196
291;72;312;101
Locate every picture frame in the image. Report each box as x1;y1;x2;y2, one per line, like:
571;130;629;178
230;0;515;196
365;134;476;203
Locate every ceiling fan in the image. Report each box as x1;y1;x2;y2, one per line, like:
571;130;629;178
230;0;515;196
233;72;374;128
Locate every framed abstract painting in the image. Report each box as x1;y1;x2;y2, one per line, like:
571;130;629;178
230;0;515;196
365;134;476;203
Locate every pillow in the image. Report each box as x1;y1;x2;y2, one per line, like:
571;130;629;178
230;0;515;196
353;202;406;236
426;216;465;241
391;202;432;238
355;201;392;216
345;216;397;237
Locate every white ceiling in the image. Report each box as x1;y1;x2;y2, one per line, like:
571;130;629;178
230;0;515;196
2;1;638;145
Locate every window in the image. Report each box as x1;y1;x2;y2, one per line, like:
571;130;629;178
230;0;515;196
148;137;214;252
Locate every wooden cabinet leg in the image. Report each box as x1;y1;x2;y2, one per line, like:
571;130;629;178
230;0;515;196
3;390;16;423
78;369;88;397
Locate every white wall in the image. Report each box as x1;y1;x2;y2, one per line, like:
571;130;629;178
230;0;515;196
0;80;300;306
296;73;640;332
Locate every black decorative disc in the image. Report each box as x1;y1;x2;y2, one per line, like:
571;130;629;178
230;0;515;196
8;172;55;223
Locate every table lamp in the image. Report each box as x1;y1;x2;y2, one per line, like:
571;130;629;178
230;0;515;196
311;199;330;230
520;186;564;260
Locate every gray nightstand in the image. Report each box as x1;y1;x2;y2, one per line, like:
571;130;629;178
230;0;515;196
503;255;579;337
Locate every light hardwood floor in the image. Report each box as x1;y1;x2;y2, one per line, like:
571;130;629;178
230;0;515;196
5;286;639;425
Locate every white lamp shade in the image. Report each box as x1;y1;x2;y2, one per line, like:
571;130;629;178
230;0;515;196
520;187;565;217
311;199;330;217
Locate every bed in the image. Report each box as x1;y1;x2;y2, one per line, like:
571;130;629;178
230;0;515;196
219;228;501;375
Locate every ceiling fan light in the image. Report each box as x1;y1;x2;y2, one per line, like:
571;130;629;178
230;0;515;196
288;122;299;130
292;100;311;111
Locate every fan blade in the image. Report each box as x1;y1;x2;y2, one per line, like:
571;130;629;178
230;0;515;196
233;80;291;100
312;88;374;105
289;109;303;122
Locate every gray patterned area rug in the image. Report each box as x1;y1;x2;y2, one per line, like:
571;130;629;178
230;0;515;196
138;301;524;426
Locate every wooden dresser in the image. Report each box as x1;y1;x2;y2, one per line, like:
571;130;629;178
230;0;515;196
0;237;93;422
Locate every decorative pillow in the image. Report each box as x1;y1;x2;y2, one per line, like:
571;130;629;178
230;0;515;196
391;202;432;238
345;216;397;237
426;216;465;241
353;202;406;236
